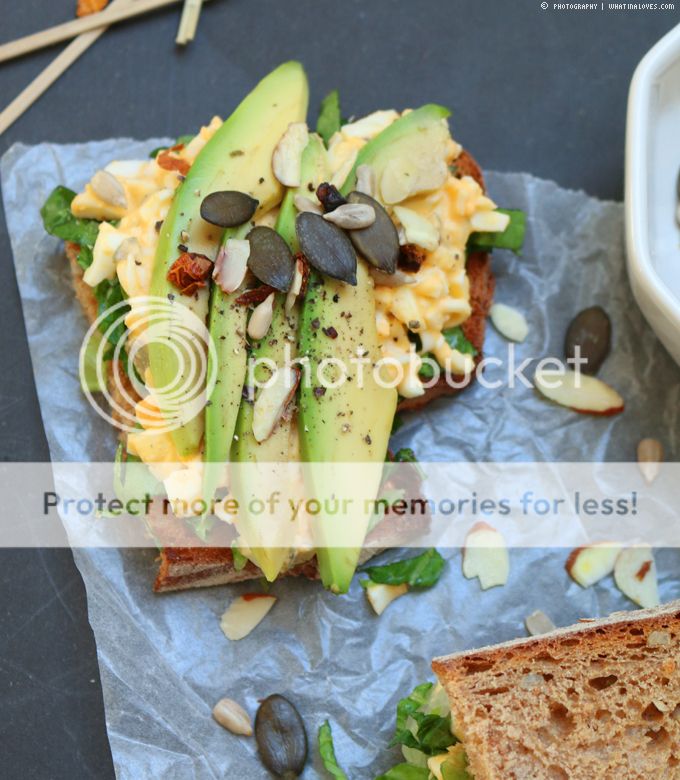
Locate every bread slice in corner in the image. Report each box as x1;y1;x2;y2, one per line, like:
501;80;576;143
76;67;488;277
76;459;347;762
432;601;680;779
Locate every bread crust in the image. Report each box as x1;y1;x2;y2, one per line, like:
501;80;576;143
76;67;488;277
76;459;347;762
432;601;680;779
65;147;492;591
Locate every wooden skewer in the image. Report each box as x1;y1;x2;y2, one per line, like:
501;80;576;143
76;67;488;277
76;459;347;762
176;0;204;45
0;0;197;64
0;0;132;137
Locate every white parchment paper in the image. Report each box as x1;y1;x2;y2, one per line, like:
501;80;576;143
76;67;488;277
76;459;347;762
3;139;680;779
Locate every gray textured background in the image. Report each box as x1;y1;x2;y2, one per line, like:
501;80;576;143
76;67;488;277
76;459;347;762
0;2;678;777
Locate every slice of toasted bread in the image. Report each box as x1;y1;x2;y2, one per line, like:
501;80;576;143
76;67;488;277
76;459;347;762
65;148;492;591
432;601;680;779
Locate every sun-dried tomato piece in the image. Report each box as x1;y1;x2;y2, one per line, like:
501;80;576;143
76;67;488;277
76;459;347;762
167;252;213;296
157;145;191;176
235;285;277;306
398;243;427;272
316;182;347;213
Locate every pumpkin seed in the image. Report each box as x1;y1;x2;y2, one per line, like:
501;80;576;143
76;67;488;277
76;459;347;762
346;191;400;274
247;226;295;291
295;213;357;285
255;694;307;778
200;191;259;228
564;305;611;375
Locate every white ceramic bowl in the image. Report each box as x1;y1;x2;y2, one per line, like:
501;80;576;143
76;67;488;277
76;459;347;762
625;22;680;367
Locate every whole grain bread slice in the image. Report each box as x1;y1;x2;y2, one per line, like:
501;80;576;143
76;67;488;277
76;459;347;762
64;148;494;591
432;601;680;779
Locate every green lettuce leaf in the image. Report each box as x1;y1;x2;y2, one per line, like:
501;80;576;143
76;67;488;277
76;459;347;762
417;327;476;380
375;764;430;779
318;720;349;780
41;186;100;269
467;208;526;254
317;90;341;147
363;549;445;589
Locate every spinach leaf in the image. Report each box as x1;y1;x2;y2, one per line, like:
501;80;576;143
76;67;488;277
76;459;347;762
393;447;417;463
394;683;433;733
316;90;341;147
443;326;477;356
468;208;526;254
363;549;445;589
417;328;477;380
374;765;429;780
318;720;349;780
41;186;100;269
149;133;195;159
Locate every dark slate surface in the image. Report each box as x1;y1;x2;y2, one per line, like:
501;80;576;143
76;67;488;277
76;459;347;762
0;1;677;777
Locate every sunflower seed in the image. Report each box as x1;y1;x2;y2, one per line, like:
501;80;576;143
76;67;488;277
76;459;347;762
113;237;141;263
322;203;375;230
201;191;259;228
213;239;250;293
293;194;322;215
247;292;276;340
91;170;127;209
212;697;253;736
637;438;663;484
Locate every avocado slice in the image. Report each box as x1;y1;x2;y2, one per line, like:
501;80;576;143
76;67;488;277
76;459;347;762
148;61;309;457
340;103;451;199
230;136;328;580
299;106;452;593
202;224;250;510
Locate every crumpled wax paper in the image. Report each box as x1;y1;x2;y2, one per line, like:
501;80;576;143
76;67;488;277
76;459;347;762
3;139;680;779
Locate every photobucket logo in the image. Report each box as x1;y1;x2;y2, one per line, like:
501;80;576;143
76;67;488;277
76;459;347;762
79;296;217;434
246;343;589;393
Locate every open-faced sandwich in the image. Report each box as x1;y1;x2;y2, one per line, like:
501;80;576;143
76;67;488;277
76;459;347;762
41;62;525;594
322;601;680;779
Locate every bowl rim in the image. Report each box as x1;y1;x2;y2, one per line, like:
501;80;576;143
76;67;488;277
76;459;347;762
625;21;680;333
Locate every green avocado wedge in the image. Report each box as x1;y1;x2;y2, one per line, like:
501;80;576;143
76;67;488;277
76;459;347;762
230;135;329;581
148;61;309;457
300;106;453;594
340;103;451;197
201;224;250;511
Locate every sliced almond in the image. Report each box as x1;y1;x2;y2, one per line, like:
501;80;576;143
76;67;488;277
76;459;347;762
392;206;439;251
252;365;300;443
212;697;253;736
322;203;376;230
365;582;408;615
90;169;127;209
565;542;621;588
213;239;250;294
247;292;276;340
355;164;376;197
293;194;322;214
341;110;399;139
272;122;309;187
285;257;305;313
637;438;663;484
489;303;528;343
614;546;659;608
534;368;624;415
525;610;556;636
462;521;510;590
470;210;510;233
220;594;277;640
